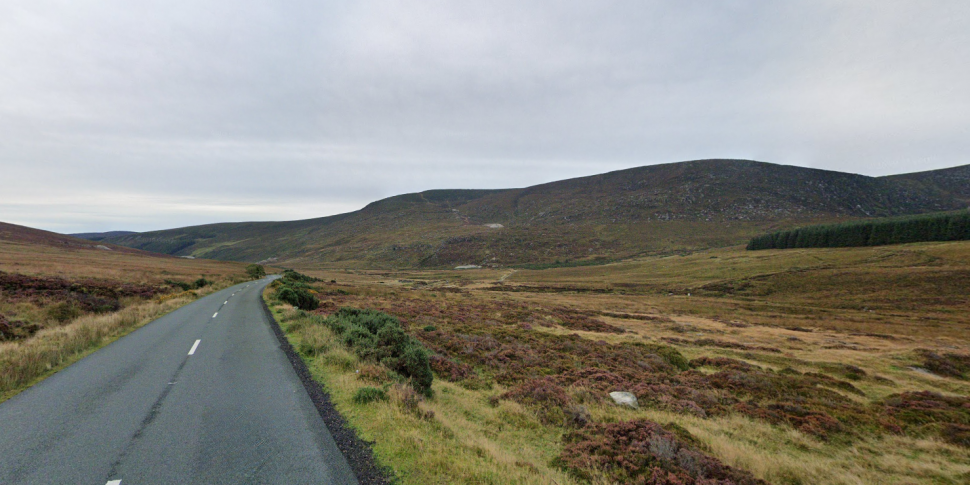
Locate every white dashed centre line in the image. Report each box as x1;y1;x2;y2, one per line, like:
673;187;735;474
224;301;228;304
188;340;201;355
106;479;121;485
212;312;218;318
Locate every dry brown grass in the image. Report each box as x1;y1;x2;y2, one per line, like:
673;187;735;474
0;281;236;403
0;236;248;401
0;239;245;283
2;295;177;401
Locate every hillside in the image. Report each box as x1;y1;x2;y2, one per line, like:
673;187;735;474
0;222;144;254
98;159;970;268
0;221;242;282
70;230;137;241
885;163;970;202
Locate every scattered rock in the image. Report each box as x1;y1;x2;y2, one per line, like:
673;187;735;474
609;391;639;409
454;265;482;270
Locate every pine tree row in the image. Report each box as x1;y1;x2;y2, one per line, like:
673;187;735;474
747;210;970;250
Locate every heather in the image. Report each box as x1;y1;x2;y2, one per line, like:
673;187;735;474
263;266;969;484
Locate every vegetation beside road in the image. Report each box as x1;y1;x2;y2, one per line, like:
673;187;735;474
0;278;244;403
246;263;266;279
272;269;322;310
0;226;248;402
268;243;970;484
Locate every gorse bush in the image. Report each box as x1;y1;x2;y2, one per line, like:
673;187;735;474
245;264;265;279
277;286;319;311
324;307;434;396
281;269;317;283
748;210;970;250
275;270;319;311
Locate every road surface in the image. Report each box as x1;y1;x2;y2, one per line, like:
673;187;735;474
0;277;357;484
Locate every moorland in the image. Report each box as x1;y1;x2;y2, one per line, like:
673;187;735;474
265;240;970;484
8;159;970;484
0;222;247;401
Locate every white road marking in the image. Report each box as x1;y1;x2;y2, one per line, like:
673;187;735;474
213;312;218;318
106;480;121;485
188;340;201;355
224;301;228;304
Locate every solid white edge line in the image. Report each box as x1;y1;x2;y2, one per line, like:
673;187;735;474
106;480;121;485
188;339;201;355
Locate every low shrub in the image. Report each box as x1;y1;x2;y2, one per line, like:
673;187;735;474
918;349;970;379
942;423;970;447
324;308;434;396
278;286;319;311
429;355;473;382
71;293;121;314
46;302;82;323
245;264;266;279
551;308;625;334
879;391;970;445
558;419;768;484
0;314;40;341
282;269;318;283
501;377;575;426
662;337;782;354
353;386;389;404
274;270;321;311
165;279;192;291
357;364;393;383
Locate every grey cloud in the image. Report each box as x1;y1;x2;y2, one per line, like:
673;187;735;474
1;1;968;232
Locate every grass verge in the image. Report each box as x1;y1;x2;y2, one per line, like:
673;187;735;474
264;289;579;485
0;280;234;403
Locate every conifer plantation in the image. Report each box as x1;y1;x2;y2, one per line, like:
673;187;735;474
748;210;970;250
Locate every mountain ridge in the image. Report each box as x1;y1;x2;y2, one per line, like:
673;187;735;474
90;159;970;268
1;222;157;256
68;231;138;242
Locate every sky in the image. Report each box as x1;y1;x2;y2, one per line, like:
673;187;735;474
2;1;969;233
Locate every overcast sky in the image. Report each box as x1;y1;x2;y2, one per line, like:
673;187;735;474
2;1;969;233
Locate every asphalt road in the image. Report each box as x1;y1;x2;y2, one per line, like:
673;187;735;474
0;277;358;485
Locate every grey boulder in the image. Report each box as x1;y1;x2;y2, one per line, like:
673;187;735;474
609;391;639;409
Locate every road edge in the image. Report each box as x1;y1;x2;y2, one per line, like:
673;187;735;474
259;290;393;485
